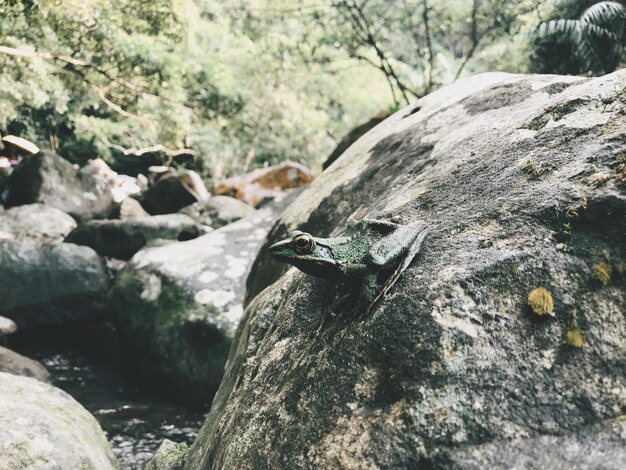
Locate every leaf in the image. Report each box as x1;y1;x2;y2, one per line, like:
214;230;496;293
580;1;626;24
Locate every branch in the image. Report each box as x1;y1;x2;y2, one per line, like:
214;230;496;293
100;138;195;158
1;44;155;122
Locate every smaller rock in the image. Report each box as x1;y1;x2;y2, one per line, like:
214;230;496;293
66;214;201;260
0;203;77;242
214;162;314;207
0;316;17;335
144;439;188;470
119;198;150;219
0;346;51;383
180;195;256;229
141;169;209;215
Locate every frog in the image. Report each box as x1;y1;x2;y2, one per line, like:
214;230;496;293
269;218;429;313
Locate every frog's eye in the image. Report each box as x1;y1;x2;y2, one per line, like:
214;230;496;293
293;234;315;254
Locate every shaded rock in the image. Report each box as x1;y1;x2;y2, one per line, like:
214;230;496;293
140;169;209;215
66;214;201;260
214;162;314;207
180;195;256;229
108;190;300;404
145;440;189;470
0;240;109;328
119;197;150;219
0;346;51;383
0;372;119;469
6;151;115;221
322;111;390;170
0;203;77;242
186;71;626;468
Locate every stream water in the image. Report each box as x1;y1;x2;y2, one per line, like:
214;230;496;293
13;340;206;469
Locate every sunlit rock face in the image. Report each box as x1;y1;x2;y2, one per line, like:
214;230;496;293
0;372;119;470
187;71;626;468
108;191;300;404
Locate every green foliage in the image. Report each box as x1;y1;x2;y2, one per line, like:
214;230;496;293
1;1;623;178
532;1;626;75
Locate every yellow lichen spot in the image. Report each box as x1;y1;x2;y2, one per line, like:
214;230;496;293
527;288;554;316
565;329;584;348
591;262;612;285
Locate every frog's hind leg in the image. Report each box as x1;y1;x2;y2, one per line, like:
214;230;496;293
368;221;429;310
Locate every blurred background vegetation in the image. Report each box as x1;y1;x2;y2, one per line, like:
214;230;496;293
1;0;624;177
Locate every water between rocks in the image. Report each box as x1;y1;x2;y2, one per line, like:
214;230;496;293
17;345;205;469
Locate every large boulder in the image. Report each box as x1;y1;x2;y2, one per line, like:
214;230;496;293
186;71;626;468
108;191;300;404
0;203;77;242
180;195;257;229
0;372;119;469
66;214;201;260
0;240;109;328
5;151;115;221
0;346;50;383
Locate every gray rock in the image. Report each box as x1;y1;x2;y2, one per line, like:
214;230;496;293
140;169;209;215
144;440;189;470
186;71;626;468
6;151;114;221
0;316;16;335
108;191;300;403
428;419;626;469
0;346;51;383
0;203;77;242
0;240;109;328
66;214;201;260
0;372;119;469
180;195;257;229
119;197;150;219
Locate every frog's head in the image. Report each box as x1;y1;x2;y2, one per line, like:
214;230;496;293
269;230;339;278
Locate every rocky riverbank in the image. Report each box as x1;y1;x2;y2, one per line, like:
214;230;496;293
0;148;311;468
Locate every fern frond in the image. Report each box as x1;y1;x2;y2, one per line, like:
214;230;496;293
581;1;626;24
537;19;581;38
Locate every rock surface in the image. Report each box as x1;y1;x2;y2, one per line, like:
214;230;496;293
145;440;189;470
0;372;118;470
186;71;626;468
66;214;201;260
428;419;626;469
0;240;109;328
0;203;77;242
6;151;114;220
108;191;300;403
180;195;256;229
0;346;51;383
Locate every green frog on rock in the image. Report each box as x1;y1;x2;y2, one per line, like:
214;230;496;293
269;218;429;313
